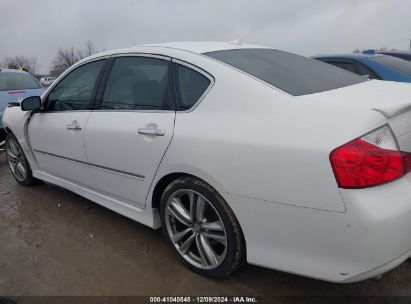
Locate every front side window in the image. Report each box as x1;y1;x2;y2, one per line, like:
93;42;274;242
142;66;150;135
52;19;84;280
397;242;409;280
174;63;211;110
101;56;172;110
0;72;42;91
205;49;367;96
46;60;105;111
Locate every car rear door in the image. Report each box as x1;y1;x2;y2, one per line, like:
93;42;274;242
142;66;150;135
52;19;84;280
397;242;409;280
84;55;175;207
28;59;107;187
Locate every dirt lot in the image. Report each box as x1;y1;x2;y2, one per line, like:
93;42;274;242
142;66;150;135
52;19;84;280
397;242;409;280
1;153;411;301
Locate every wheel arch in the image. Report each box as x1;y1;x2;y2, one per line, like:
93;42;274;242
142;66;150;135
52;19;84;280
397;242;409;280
148;166;230;211
151;172;186;210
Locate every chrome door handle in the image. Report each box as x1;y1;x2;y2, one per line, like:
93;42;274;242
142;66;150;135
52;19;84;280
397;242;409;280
66;124;82;130
66;121;82;130
138;128;165;136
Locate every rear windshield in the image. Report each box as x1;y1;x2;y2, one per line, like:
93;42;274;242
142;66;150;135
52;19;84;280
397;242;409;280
371;56;411;76
205;48;367;96
0;72;42;91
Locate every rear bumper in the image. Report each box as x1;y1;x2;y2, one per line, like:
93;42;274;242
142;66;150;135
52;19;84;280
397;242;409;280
226;174;411;282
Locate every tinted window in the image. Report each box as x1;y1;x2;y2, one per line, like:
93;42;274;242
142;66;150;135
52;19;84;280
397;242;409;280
329;62;356;73
102;57;171;110
206;49;366;96
175;63;211;110
46;60;104;111
355;63;379;79
371;56;411;76
0;72;42;91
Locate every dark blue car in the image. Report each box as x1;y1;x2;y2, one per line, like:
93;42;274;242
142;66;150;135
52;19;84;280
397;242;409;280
377;51;411;62
314;53;411;83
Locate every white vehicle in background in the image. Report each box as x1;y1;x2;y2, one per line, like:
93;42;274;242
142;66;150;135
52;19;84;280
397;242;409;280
3;41;411;283
39;76;56;86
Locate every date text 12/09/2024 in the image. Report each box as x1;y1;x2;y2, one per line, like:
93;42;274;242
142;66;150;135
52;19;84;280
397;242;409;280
149;296;259;303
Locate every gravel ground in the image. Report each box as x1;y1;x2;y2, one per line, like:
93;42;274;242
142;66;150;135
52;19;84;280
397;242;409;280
1;153;411;302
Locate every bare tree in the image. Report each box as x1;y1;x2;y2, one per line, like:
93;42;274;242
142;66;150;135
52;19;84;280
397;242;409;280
3;56;39;75
50;41;100;75
50;47;82;74
84;40;97;57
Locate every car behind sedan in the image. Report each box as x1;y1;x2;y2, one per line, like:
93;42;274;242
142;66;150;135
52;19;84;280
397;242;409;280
0;68;44;142
3;42;411;283
40;76;56;87
314;53;411;82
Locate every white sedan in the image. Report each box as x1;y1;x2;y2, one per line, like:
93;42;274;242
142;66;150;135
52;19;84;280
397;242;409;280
39;76;56;87
3;41;411;282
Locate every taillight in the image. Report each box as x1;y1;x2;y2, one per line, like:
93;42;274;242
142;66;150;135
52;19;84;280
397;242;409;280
330;125;411;189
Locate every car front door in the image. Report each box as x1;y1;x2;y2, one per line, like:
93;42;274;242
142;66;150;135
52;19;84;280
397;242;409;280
28;59;106;187
84;55;175;207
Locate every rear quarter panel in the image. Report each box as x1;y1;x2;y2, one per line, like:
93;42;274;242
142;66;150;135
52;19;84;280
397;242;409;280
149;52;386;213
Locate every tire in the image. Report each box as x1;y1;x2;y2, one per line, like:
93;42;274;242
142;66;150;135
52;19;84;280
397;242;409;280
0;128;6;143
159;176;245;277
4;133;37;186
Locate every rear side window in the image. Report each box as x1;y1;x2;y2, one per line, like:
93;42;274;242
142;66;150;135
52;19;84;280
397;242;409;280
101;56;172;110
205;49;366;96
174;63;211;110
0;72;42;91
371;56;411;76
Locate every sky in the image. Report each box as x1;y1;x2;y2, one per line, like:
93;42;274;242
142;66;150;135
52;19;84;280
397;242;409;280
1;0;410;74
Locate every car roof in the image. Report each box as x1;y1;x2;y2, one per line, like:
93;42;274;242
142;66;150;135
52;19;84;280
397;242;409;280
0;68;30;74
313;53;386;60
82;41;269;63
141;41;268;54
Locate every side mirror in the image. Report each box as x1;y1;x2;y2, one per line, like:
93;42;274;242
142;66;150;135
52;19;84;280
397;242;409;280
21;96;42;111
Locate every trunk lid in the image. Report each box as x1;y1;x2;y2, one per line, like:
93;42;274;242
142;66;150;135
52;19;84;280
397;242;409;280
302;79;411;151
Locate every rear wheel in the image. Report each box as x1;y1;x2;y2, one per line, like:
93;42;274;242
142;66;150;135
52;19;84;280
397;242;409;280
5;134;36;186
160;176;245;277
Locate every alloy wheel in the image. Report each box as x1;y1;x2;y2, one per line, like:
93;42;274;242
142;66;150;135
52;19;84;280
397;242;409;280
6;139;27;182
165;189;228;269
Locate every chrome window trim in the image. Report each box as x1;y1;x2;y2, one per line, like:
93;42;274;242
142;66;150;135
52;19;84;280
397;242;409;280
172;58;215;113
37;110;92;114
111;53;172;61
92;109;175;114
41;53;215;114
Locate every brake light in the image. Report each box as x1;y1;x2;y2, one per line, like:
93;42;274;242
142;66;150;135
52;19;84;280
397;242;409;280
330;125;411;189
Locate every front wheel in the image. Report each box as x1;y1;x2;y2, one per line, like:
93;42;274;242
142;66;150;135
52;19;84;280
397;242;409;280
160;176;245;277
5;134;37;186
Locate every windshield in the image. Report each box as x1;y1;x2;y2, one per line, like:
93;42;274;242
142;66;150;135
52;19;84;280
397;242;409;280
0;72;42;91
205;48;367;96
371;56;411;76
